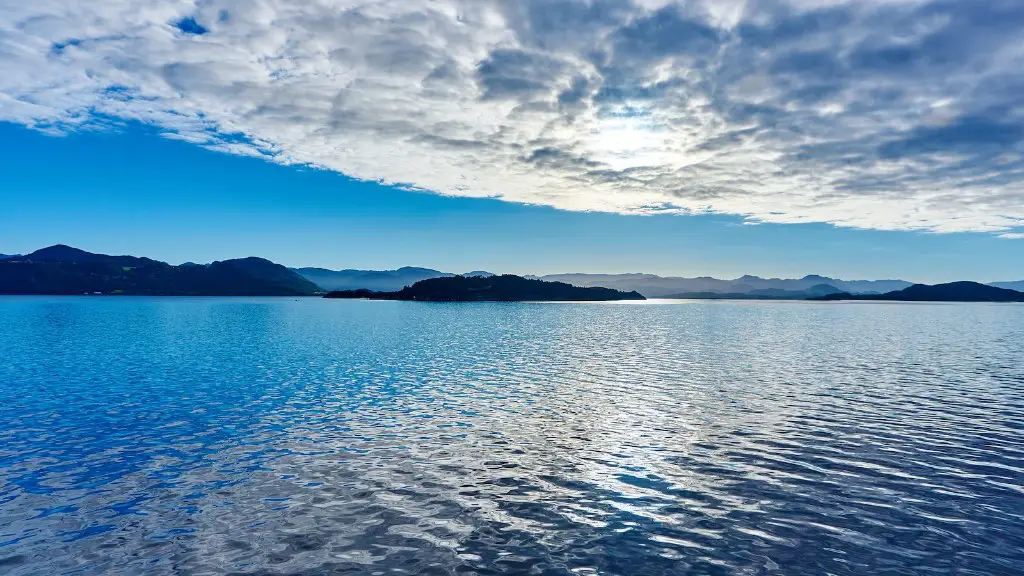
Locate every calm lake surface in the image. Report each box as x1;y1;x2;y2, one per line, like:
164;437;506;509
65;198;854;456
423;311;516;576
0;297;1022;575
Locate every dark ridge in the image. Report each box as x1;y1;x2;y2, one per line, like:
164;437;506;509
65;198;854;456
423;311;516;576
325;275;645;302
28;244;98;261
664;284;844;300
814;281;1024;302
174;17;208;35
0;245;319;296
27;244;142;263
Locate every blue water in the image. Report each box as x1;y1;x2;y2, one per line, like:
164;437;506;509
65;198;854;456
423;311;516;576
0;297;1022;575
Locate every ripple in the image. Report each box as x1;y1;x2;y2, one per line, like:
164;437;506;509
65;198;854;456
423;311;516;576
0;297;1022;574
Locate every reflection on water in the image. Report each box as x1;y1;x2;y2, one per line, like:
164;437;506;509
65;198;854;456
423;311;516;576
0;297;1022;574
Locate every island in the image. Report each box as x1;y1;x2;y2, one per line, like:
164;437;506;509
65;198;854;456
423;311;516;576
813;281;1024;302
324;274;646;302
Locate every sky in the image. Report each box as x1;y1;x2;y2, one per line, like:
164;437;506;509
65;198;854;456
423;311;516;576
1;0;1022;282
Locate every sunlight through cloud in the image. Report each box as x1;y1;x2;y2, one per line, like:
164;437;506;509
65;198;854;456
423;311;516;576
1;0;1022;235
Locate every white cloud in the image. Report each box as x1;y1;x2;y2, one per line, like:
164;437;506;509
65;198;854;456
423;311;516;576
2;0;1023;234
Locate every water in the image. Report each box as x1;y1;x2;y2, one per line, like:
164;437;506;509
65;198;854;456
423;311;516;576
0;297;1022;575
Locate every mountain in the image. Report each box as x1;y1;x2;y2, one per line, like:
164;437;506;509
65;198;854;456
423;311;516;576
536;273;913;298
6;245;1019;299
664;284;845;300
24;244;163;266
324;275;645;302
818;282;1024;302
0;245;320;296
211;257;321;294
293;266;498;291
990;280;1024;292
293;266;453;292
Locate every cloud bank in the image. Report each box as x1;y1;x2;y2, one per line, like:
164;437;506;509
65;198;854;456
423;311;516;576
2;0;1023;235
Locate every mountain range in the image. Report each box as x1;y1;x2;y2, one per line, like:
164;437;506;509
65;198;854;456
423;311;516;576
293;267;1024;298
1;245;1022;300
293;267;493;292
324;275;645;302
0;245;319;296
298;268;1024;299
663;283;850;300
527;273;917;298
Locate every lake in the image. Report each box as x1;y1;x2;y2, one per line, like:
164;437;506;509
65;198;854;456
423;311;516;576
0;297;1022;575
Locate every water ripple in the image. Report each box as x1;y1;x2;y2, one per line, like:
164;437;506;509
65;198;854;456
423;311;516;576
0;297;1022;574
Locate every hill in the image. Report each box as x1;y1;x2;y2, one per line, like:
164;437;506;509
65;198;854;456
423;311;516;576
324;275;645;302
0;245;320;296
817;282;1024;302
294;266;452;292
665;284;845;300
293;267;498;292
991;280;1024;292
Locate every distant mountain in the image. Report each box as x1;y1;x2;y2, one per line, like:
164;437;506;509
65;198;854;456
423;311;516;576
293;266;496;291
665;283;846;300
991;280;1024;292
0;245;320;296
818;282;1024;302
537;273;913;298
294;266;452;292
5;246;1019;299
325;275;645;302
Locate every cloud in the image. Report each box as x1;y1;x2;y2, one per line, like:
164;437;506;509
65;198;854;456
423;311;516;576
1;0;1023;233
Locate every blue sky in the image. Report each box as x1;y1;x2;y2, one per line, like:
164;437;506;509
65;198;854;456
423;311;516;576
1;0;1022;282
2;122;1021;283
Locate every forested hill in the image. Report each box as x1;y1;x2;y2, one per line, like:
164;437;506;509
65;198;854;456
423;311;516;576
0;245;320;296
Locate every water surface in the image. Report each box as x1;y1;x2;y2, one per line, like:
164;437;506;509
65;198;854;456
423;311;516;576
0;297;1022;574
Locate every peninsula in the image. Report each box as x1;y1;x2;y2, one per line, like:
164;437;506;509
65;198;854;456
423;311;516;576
324;275;645;302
